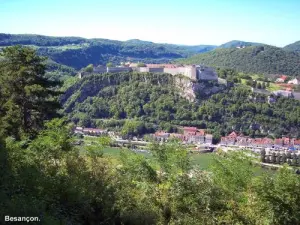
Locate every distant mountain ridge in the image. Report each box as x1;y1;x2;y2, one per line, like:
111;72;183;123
0;33;218;70
1;33;299;76
219;40;263;48
284;41;300;52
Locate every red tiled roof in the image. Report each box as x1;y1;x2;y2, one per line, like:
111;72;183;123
183;127;198;132
228;131;238;137
154;131;170;136
261;138;273;144
281;75;287;80
197;129;205;136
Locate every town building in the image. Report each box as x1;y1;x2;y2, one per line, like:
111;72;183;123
74;127;107;136
272;90;293;98
275;75;288;83
196;65;218;81
153;127;212;145
288;78;300;85
220;132;300;150
153;131;170;142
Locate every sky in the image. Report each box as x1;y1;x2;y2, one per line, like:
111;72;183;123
1;0;299;47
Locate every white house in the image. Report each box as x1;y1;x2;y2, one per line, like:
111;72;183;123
275;75;288;83
288;78;300;85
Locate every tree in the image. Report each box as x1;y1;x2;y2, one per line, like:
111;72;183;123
84;64;93;72
255;166;300;225
106;62;113;67
256;83;262;89
121;120;145;138
137;62;146;67
0;46;61;139
117;141;197;224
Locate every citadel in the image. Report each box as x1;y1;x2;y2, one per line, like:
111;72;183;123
78;63;219;81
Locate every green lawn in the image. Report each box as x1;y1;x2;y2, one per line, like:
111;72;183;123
78;142;274;174
266;82;281;91
102;147;216;169
103;147;124;156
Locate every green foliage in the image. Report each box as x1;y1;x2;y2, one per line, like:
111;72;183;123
255;166;300;225
179;45;300;76
0;46;61;139
0;33;216;70
121;120;146;137
83;63;93;72
106;62;113;67
137;62;146;67
62;72;200;131
1;116;300;224
62;72;300;137
218;40;263;48
284;40;300;53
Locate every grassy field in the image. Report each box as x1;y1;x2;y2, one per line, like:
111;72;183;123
266;82;281;91
240;78;281;92
102;147;216;169
101;147;276;175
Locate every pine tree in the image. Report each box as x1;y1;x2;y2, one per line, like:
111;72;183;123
0;46;61;139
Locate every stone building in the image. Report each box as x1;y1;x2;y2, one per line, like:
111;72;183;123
78;63;218;83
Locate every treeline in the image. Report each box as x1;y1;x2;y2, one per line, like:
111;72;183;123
0;33;86;46
178;45;300;76
1;46;300;225
284;40;300;53
218;40;262;48
0;33;216;70
62;72;300;140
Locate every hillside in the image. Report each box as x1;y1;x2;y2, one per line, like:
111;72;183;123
61;72;199;132
219;40;263;48
178;45;300;76
0;33;216;70
62;72;300;139
284;40;300;52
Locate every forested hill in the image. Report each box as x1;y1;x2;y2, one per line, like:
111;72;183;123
0;33;216;70
218;40;263;48
284;40;300;53
178;45;300;76
62;72;300;139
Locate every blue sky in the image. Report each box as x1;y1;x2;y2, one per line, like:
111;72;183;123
1;0;299;47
